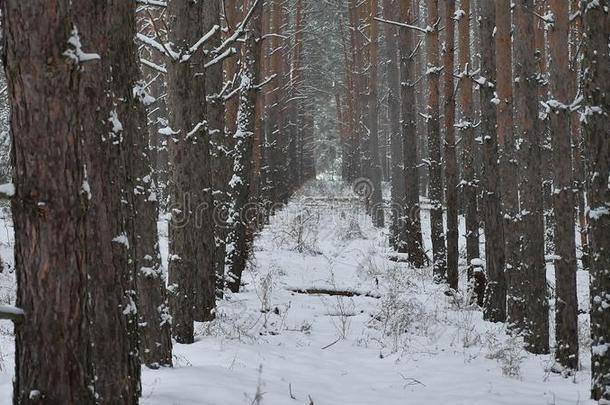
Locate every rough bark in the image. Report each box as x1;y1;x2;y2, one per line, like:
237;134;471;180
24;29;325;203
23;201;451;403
385;0;405;248
426;0;447;281
496;0;522;333
3;2;94;402
201;2;225;318
478;0;506;322
458;0;481;303
547;0;579;371
166;0;218;343
366;0;384;228
398;0;426;267
582;1;610;401
226;0;264;294
443;0;458;289
569;0;588;270
514;0;549;354
116;1;173;371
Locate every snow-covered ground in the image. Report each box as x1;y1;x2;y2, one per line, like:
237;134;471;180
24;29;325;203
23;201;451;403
0;180;595;404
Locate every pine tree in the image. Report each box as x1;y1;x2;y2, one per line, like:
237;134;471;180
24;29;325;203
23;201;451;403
443;0;458;290
496;0;522;333
425;0;447;281
398;0;426;267
226;0;264;294
582;1;610;400
547;0;578;370
457;0;482;303
3;2;95;402
513;0;549;354
478;0;506;322
166;0;219;343
384;0;405;248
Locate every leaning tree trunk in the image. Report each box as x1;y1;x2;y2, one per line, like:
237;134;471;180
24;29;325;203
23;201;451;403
496;0;522;332
582;1;610;401
425;0;446;281
384;0;404;249
166;0;218;343
398;0;426;268
514;0;549;354
442;0;458;290
226;0;264;294
3;2;94;402
547;0;578;371
478;0;506;323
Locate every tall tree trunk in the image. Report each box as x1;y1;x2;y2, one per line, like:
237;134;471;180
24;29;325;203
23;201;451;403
385;0;404;248
458;0;482;304
547;0;579;371
3;2;94;402
201;3;225;318
582;1;610;401
514;0;549;354
443;0;458;289
119;2;173;369
81;2;141;401
398;0;426;267
268;0;288;205
368;0;384;227
226;0;264;294
496;0;522;332
569;0;588;270
166;0;218;343
218;0;243;295
478;0;506;322
426;0;447;281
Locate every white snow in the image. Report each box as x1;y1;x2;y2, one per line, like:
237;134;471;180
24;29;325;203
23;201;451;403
0;179;596;404
0;183;15;197
63;26;101;64
112;233;130;248
140;179;594;405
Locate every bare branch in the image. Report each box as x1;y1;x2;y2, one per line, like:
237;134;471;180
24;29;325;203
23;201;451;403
140;58;167;74
374;16;428;34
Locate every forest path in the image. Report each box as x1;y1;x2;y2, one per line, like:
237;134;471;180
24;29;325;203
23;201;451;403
143;177;593;405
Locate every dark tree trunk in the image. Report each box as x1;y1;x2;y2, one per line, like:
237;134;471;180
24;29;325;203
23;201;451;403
442;0;458;290
514;0;549;354
3;2;94;403
123;5;173;369
478;0;506;322
166;0;218;343
218;0;242;295
458;0;482;303
385;0;404;249
83;1;144;399
582;1;610;401
426;0;447;281
367;0;384;228
496;0;522;332
200;3;225;319
226;0;264;294
548;0;579;371
398;0;426;268
568;0;588;271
